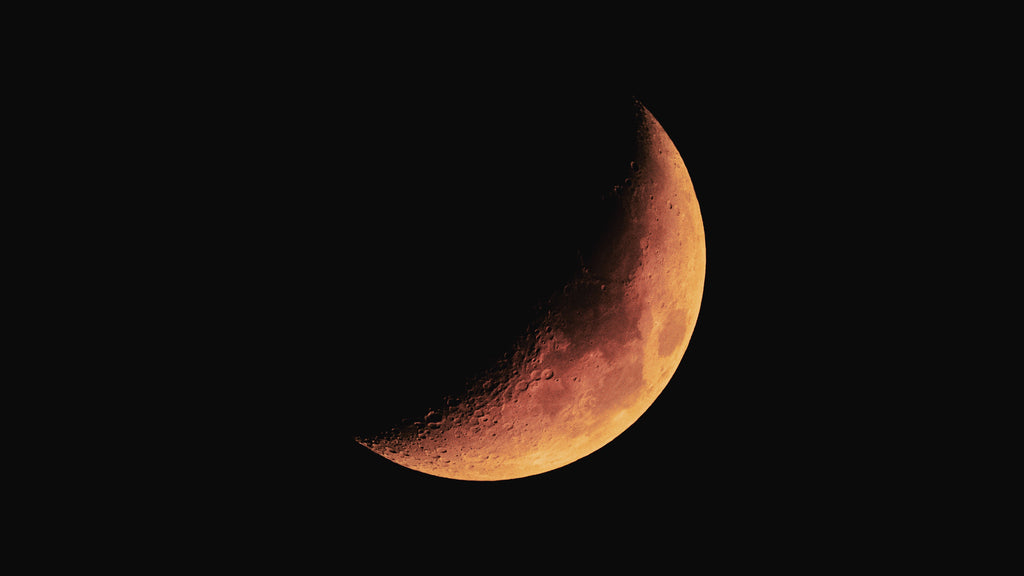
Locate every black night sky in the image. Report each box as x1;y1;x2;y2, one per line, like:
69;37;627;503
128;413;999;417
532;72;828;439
61;5;982;567
155;37;908;556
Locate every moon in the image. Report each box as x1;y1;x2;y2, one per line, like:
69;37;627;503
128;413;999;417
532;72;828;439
355;100;706;481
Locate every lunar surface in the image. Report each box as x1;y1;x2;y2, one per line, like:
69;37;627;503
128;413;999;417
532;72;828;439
356;101;706;480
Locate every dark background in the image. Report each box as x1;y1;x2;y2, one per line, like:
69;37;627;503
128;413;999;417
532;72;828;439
123;33;920;556
37;5;998;567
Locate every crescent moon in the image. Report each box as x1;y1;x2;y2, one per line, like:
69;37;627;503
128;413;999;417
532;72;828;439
356;101;706;480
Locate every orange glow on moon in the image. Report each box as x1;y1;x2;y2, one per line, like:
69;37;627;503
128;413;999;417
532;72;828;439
356;102;706;480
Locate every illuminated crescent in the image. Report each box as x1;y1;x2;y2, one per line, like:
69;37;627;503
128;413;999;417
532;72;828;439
356;101;706;480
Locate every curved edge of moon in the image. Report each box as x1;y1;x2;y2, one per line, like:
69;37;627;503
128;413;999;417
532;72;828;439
357;102;706;481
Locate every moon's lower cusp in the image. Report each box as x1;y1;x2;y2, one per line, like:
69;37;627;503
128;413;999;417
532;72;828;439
357;102;706;480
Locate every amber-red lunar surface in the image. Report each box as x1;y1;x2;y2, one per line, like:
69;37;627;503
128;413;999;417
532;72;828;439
356;101;706;480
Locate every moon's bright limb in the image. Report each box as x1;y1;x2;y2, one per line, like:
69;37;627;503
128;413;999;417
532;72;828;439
357;101;706;480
